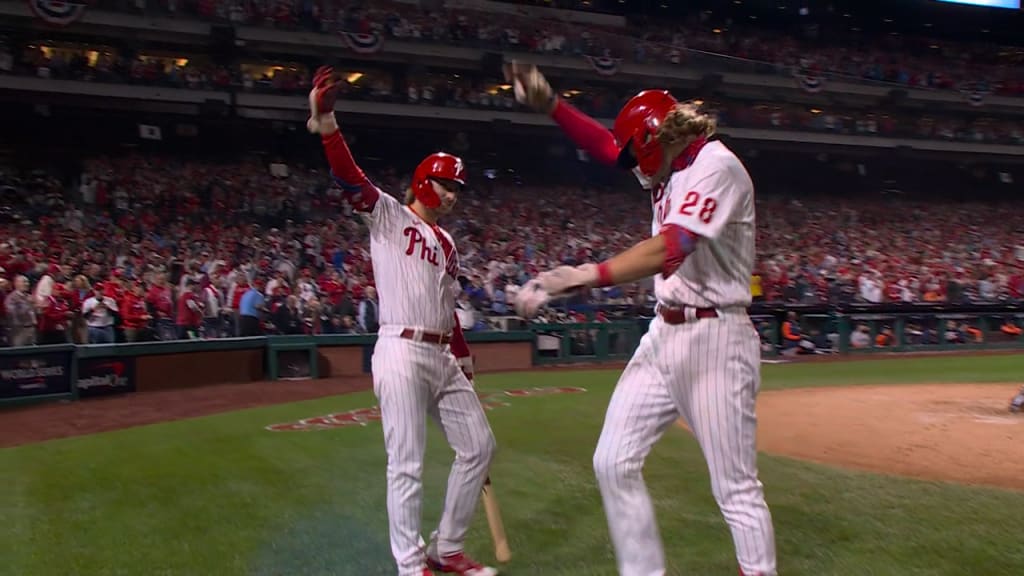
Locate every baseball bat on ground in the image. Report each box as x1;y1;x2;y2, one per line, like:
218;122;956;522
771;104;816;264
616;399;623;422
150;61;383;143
481;475;511;563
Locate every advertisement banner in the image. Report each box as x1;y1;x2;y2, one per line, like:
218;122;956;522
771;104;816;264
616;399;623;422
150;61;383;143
0;349;74;400
76;357;136;398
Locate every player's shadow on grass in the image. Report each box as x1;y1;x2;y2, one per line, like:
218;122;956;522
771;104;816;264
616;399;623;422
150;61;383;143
250;505;393;576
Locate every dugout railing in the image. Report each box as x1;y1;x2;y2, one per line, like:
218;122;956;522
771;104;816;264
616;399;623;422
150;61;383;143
746;302;1024;358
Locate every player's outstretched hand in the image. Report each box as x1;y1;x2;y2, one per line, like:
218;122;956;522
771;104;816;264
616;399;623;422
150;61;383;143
538;264;598;296
515;265;598;318
503;60;555;114
514;279;552;319
307;65;341;134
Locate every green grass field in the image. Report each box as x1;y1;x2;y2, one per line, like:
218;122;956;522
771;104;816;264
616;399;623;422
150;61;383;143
3;355;1024;576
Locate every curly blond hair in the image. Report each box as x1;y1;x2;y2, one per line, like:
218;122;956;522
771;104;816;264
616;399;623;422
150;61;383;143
656;101;717;148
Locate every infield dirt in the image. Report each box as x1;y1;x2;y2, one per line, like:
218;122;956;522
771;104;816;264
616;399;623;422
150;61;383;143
5;372;1023;492
735;384;1024;491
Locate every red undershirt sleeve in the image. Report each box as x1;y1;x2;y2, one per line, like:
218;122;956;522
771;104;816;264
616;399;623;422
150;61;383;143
321;130;380;212
550;99;621;167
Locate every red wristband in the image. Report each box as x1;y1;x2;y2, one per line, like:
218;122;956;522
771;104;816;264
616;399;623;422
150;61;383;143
596;261;614;287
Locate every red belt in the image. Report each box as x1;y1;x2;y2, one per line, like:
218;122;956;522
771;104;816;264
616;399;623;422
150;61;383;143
658;306;719;325
400;328;452;345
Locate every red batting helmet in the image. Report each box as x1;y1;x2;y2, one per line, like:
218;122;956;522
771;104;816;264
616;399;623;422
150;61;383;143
612;90;679;178
411;152;466;208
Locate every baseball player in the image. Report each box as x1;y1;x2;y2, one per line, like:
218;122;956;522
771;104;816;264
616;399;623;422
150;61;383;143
307;66;497;576
1010;384;1024;413
509;63;776;576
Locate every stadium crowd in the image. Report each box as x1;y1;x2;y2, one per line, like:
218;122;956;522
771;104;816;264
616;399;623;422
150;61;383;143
88;0;1024;97
1;152;1023;347
6;42;1023;146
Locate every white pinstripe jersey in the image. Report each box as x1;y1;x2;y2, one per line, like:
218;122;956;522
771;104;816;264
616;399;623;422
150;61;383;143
647;140;755;309
361;193;460;333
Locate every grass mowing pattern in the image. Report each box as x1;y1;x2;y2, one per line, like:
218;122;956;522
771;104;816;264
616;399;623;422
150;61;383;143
2;355;1022;575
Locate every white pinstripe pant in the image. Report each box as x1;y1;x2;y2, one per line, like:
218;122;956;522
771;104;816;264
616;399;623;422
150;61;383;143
372;330;496;576
593;310;777;576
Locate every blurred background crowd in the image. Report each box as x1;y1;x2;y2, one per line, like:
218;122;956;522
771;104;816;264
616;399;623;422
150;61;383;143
2;151;1022;346
0;0;1022;346
85;0;1024;98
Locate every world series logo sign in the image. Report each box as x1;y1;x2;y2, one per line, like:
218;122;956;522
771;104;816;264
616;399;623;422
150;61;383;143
265;387;587;432
0;350;73;400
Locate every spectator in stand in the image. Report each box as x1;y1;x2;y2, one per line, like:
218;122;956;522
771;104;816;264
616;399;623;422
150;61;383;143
37;285;72;345
200;275;222;338
318;268;344;303
302;297;328;335
104;270;126;303
69;274;91;343
176;278;204;340
295;268;318;304
5;275;36;347
329;285;357;325
273;294;304;335
146;272;176;341
490;283;508;315
82;283;118;343
1010;265;1024;299
238;278;265;336
228;270;251;336
120;281;152;342
357;285;378;333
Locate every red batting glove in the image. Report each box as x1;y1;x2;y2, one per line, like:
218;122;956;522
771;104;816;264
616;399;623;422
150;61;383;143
308;66;341;134
312;66;339;114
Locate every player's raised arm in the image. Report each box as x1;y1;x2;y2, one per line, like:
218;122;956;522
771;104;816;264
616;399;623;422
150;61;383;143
515;102;727;316
504;61;620;167
516;220;697;312
307;66;380;213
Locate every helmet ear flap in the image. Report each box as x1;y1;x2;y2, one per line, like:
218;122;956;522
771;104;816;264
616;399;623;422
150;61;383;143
616;140;638;169
410;161;444;208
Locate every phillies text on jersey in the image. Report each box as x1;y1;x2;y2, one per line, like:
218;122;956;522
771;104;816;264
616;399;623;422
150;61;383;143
363;193;461;333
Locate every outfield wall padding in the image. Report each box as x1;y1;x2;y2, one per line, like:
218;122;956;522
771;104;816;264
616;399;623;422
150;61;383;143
471;341;534;372
318;346;368;378
136;350;265;392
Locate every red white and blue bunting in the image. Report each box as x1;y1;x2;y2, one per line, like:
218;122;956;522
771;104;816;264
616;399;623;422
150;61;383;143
584;54;620;77
27;0;87;26
340;31;383;55
793;71;825;93
960;82;990;107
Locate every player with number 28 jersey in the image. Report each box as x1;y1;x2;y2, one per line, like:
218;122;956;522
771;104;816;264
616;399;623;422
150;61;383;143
651;138;756;311
508;60;776;576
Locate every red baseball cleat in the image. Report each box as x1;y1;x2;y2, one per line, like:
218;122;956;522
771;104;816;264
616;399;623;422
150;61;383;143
423;568;435;576
425;551;498;576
